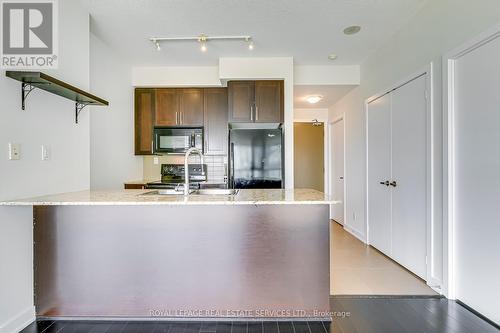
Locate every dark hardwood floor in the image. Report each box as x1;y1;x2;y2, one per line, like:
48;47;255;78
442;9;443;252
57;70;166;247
21;297;499;333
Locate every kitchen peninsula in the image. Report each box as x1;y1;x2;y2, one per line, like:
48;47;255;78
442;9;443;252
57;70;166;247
1;189;334;321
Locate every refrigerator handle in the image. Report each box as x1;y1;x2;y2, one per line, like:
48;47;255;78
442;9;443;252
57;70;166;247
230;142;235;189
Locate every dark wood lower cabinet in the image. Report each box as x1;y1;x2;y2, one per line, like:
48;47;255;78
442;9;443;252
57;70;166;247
124;183;145;190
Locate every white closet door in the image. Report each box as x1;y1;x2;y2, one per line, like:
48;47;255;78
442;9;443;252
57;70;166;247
330;119;345;224
453;34;500;324
367;94;392;255
391;75;428;279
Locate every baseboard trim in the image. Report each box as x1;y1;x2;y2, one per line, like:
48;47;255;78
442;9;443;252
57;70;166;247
331;294;444;299
456;300;500;330
343;224;366;244
37;316;331;322
0;306;35;333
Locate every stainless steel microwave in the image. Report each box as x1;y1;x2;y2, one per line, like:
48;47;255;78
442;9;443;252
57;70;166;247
154;128;203;154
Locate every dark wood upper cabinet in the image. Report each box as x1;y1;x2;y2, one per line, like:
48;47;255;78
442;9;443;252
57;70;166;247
204;88;228;155
228;81;255;123
155;89;179;126
135;83;281;156
155;89;203;126
255;81;283;123
134;88;155;155
179;89;204;126
228;80;283;123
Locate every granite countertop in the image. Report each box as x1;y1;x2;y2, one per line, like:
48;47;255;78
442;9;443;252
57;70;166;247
0;189;338;206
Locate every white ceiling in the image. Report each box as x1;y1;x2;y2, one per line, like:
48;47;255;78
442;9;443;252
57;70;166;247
294;85;357;109
83;0;427;66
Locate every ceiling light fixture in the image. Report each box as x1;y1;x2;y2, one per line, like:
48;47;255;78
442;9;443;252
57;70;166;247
149;34;253;52
246;37;254;50
199;35;208;52
343;25;361;35
328;54;338;61
306;95;323;104
153;39;161;51
312;119;322;126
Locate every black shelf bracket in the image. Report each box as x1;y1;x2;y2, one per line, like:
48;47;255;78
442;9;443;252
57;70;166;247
21;83;35;110
7;71;109;124
75;102;89;124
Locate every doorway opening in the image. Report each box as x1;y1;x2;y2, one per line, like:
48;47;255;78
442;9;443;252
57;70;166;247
329;117;345;225
293;122;325;192
330;68;438;297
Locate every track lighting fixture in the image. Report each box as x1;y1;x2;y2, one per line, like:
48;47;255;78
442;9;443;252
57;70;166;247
154;40;161;51
199;35;208;52
149;34;253;53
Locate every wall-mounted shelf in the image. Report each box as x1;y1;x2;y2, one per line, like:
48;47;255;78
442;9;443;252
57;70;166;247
6;71;109;124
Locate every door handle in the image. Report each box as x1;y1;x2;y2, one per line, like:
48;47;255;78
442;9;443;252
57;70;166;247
390;181;397;187
340;176;344;180
379;181;390;186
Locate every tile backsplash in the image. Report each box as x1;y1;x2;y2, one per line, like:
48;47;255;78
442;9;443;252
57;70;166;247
143;155;227;183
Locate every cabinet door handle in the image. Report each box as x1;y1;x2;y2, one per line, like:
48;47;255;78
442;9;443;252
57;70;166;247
180;112;183;124
175;111;179;125
151;140;154;154
255;105;259;121
379;181;390;186
390;181;397;187
250;105;254;121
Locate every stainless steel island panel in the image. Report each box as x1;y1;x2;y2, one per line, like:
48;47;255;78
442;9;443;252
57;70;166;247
34;204;329;319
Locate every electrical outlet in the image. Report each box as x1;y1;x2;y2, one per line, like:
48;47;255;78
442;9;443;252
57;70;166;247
153;157;159;165
8;143;20;160
41;145;50;160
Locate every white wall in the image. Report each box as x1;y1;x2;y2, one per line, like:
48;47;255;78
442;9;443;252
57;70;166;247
294;108;329;122
0;207;33;333
132;66;221;87
90;34;142;189
329;0;500;294
294;65;360;85
0;2;90;201
0;1;91;332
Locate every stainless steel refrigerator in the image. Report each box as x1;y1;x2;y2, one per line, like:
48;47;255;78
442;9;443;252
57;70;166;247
229;128;284;189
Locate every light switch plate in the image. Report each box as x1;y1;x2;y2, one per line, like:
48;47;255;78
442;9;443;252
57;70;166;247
8;143;21;160
153;157;159;165
41;145;50;160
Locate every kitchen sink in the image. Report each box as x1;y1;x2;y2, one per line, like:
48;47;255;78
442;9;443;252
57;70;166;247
141;190;184;196
192;189;239;196
141;189;239;196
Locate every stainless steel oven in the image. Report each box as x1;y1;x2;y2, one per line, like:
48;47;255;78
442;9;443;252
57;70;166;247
154;128;203;154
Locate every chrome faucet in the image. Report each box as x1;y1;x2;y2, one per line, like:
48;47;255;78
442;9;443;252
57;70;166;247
184;147;205;195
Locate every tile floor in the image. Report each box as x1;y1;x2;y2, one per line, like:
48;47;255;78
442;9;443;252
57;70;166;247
330;221;437;295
